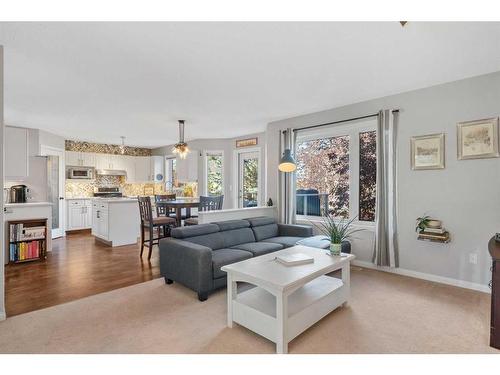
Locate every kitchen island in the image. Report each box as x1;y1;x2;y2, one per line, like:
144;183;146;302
91;197;140;247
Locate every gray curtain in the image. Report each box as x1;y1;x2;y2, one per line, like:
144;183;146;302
372;110;399;267
278;128;297;224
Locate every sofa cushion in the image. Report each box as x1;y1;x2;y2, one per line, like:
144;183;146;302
251;224;279;241
231;241;283;256
246;216;276;227
222;228;256;248
263;236;305;248
184;232;224;250
212;248;253;279
215;219;250;231
171;223;220;239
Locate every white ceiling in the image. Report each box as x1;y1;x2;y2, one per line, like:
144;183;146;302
1;22;500;148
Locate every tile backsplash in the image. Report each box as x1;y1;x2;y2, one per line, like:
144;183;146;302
65;175;166;198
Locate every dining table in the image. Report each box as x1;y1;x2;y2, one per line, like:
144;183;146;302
156;198;200;227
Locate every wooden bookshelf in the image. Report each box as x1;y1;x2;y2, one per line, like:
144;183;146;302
8;218;48;264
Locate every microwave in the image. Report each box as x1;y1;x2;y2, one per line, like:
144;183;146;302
67;167;94;179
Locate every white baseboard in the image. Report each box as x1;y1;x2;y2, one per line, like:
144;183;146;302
352;260;491;294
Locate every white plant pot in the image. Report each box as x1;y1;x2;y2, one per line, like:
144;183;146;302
330;243;342;256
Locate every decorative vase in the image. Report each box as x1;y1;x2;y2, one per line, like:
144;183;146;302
330;243;342;256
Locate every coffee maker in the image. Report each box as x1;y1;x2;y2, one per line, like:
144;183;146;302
10;184;29;203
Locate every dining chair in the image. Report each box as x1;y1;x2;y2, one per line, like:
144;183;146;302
155;194;176;217
184;195;224;226
138;196;176;260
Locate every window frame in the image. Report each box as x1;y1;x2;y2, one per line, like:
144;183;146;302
203;150;224;197
164;155;177;189
295;118;377;226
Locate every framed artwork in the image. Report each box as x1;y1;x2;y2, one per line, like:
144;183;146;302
411;133;445;170
457;117;499;160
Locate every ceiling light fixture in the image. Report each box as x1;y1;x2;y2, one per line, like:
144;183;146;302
172;120;190;159
278;128;297;173
400;21;408;27
119;136;126;155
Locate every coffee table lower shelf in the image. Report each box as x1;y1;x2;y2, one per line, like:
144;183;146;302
231;275;347;353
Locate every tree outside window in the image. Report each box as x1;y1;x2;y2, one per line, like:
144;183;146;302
206;153;223;196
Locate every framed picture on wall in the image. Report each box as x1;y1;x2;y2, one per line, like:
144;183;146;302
457;117;499;160
410;133;445;170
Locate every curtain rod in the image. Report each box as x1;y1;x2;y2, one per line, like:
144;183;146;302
282;109;399;134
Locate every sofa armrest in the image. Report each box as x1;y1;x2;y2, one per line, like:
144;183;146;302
159;238;213;294
278;223;313;238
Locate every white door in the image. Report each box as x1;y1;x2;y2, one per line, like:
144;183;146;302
237;151;260;208
40;146;65;238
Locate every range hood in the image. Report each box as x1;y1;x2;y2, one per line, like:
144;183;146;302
96;169;127;177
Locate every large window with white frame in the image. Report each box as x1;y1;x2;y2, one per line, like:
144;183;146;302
204;151;224;196
295;118;377;222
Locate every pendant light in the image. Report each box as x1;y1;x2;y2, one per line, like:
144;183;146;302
172;120;190;159
278;128;297;172
119;136;126;155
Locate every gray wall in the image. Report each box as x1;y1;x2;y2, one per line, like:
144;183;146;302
1;45;5;320
153;132;266;209
267;71;500;287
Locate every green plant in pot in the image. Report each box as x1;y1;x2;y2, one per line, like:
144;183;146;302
415;215;431;233
314;214;363;256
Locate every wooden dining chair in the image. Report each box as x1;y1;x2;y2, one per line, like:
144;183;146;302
184;195;224;226
155;194;176;217
138;196;176;260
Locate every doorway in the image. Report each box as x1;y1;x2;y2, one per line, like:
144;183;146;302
40;146;65;238
236;149;260;208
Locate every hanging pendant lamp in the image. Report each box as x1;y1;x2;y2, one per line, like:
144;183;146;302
278;128;297;172
172;120;190;159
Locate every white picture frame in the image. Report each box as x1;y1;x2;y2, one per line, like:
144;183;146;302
457;117;499;160
411;133;445;170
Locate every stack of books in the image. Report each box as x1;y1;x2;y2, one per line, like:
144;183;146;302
418;220;450;243
9;240;43;262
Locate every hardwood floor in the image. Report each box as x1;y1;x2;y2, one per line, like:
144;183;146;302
5;231;161;317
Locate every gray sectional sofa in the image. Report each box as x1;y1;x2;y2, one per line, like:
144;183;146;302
159;216;315;301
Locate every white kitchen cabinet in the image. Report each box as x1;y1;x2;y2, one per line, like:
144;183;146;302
94;153;113;170
65;151;95;167
91;199;139;246
150;155;164;182
5;126;29;179
176;150;199;182
123;156;136;182
92;201;109;240
66;199;92;231
134;156;152;182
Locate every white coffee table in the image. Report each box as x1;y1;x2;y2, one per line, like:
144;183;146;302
221;245;355;354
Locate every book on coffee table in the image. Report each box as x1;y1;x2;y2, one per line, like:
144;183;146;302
275;253;314;266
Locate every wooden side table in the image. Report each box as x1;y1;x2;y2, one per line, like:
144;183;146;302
488;236;500;350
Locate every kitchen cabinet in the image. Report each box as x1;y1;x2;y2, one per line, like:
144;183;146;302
94;153;114;170
5;126;29;179
66;199;92;231
123;156;136;182
176;151;199;182
134;156;152;182
92;201;109;240
151;156;165;182
66;151;95;167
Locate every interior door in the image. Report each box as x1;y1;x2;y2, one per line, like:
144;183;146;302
41;146;65;238
238;151;259;208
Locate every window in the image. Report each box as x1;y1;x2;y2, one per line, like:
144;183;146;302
359;131;377;221
205;151;223;196
295;119;377;222
165;156;177;188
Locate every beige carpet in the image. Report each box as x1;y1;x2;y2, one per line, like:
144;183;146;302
0;267;496;354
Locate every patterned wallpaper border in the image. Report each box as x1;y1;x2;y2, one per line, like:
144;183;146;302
65;140;152;156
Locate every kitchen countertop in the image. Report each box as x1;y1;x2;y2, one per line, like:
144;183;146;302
5;202;53;207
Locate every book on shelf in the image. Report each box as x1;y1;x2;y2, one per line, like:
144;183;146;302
9;223;45;242
422;227;446;234
9;240;42;262
418;231;450;242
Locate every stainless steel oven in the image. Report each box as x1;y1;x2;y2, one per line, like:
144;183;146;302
67;167;94;179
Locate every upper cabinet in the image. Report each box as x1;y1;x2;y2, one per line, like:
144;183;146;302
151;156;164;183
66;151;95;167
5;126;29;180
176;150;199;182
133;156;152;182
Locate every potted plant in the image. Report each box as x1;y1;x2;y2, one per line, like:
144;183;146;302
315;214;363;256
415;215;431;233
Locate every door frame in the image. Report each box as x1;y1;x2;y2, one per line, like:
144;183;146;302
203;150;224;197
233;147;262;208
40;145;66;238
